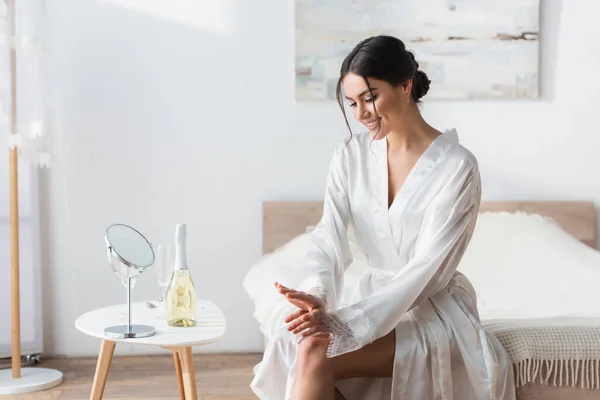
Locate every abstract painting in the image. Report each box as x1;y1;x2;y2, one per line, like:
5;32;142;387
295;0;540;100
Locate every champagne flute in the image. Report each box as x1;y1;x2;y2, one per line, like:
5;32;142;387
154;243;173;312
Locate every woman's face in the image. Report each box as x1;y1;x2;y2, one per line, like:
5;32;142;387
342;73;411;140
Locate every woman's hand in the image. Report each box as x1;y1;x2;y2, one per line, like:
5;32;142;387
275;282;323;311
284;307;329;337
275;282;330;338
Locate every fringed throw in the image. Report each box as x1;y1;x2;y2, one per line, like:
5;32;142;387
483;321;600;389
512;358;600;389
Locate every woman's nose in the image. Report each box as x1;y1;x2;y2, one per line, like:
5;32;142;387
357;104;370;119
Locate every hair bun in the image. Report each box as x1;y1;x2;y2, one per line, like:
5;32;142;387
412;70;431;101
405;50;430;101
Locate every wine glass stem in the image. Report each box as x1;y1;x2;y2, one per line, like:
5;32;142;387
162;287;167;311
127;277;132;333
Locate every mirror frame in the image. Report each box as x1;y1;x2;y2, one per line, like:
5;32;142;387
104;223;155;268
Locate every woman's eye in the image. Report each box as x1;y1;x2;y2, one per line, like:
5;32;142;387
366;95;378;103
349;103;356;108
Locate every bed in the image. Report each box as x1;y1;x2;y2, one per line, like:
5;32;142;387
248;200;600;400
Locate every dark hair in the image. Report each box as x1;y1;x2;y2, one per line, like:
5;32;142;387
335;35;431;142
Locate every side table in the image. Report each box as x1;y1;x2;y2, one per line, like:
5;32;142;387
75;298;226;400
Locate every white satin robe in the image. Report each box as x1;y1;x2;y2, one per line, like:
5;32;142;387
250;129;516;400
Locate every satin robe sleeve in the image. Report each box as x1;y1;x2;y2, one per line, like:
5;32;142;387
296;143;354;310
324;158;482;358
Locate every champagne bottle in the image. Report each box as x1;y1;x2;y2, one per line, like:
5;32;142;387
166;224;197;327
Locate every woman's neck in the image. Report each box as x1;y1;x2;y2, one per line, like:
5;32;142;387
385;107;440;153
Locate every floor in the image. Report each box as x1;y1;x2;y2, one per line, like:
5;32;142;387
3;353;262;400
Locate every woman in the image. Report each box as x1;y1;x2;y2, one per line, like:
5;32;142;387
251;35;515;400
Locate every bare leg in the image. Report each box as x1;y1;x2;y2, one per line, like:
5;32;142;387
330;328;395;380
292;335;335;400
292;330;396;400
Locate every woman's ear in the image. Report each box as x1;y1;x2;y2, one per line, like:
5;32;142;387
396;79;412;98
403;79;413;96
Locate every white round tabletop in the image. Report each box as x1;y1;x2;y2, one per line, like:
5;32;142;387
75;299;226;347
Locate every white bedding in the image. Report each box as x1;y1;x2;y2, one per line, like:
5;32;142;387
458;212;600;321
243;211;600;388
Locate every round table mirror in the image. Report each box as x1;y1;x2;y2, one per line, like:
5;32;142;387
105;223;154;279
104;223;156;339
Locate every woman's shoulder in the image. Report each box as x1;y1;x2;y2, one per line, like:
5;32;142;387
439;129;479;170
446;144;478;170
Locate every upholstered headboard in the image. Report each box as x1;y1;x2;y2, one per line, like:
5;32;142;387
262;201;597;254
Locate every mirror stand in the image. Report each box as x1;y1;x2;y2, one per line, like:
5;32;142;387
104;223;156;339
104;276;155;339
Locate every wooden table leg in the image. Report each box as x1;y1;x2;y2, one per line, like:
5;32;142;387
173;351;185;400
90;340;116;400
179;347;198;399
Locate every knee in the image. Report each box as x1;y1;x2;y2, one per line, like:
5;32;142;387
296;336;330;374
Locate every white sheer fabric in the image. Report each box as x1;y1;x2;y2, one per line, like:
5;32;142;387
1;0;57;167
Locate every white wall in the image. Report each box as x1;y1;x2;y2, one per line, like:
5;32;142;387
39;0;600;357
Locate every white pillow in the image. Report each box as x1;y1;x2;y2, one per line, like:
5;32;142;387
457;211;600;321
242;233;310;337
243;233;312;303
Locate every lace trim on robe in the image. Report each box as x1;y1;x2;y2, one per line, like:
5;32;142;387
306;286;329;309
305;286;360;358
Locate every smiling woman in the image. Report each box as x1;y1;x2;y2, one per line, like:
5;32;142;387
336;35;431;143
250;34;516;400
